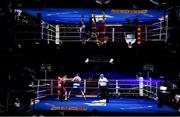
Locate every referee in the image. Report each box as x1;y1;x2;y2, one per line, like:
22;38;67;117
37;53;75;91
98;74;109;103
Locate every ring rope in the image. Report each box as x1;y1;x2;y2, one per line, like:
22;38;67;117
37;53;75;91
34;79;160;100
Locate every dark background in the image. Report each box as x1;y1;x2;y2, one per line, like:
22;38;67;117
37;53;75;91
16;0;180;9
0;0;180;83
0;0;180;114
0;0;179;80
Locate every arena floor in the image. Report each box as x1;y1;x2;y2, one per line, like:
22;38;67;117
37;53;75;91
32;96;179;116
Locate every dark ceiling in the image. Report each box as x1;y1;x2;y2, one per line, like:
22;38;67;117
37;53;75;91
0;0;179;71
20;0;151;8
16;0;160;8
17;0;179;9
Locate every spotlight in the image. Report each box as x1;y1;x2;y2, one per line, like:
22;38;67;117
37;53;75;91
18;44;21;48
95;0;111;5
85;58;89;63
35;42;40;45
160;86;167;91
159;76;164;79
109;58;114;64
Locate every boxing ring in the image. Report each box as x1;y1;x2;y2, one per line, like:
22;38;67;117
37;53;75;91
14;9;179;115
15;8;169;48
29;78;178;115
16;20;168;43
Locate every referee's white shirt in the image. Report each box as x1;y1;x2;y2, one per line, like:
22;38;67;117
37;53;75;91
99;77;108;86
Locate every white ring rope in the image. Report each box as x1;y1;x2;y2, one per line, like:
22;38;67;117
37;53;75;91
16;17;168;44
35;89;51;93
109;87;139;90
109;84;139;86
33;79;160;100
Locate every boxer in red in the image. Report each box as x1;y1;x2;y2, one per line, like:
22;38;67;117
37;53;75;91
57;75;68;101
97;12;108;45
